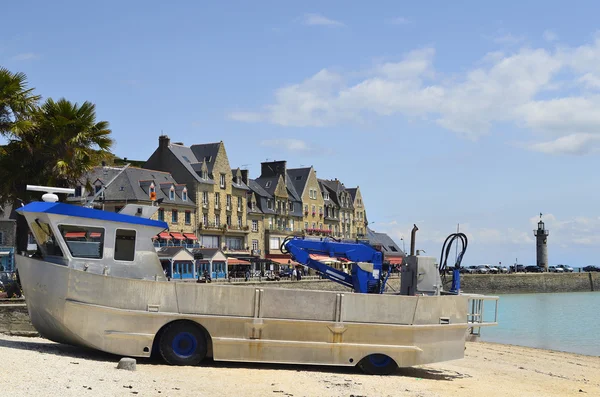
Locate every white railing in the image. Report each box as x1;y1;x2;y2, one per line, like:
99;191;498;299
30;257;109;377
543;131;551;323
463;294;499;336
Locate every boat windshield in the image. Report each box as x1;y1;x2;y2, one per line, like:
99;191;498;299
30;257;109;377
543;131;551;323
58;225;105;259
31;220;63;257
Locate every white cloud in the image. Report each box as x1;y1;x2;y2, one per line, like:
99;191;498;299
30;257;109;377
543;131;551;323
530;214;600;246
230;35;600;155
388;17;411;25
260;139;311;151
10;52;39;61
543;30;558;42
302;13;344;27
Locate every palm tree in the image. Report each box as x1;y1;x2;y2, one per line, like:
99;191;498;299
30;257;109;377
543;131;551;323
0;97;113;253
0;67;40;136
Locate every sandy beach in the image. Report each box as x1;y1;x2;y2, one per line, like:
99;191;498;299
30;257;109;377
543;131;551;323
0;334;597;397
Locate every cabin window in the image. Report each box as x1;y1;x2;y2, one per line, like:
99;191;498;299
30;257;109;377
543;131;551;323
58;225;104;259
114;229;136;261
31;220;63;257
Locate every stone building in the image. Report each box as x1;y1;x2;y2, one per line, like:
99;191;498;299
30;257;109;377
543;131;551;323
68;166;197;245
144;136;252;255
318;181;339;236
0;203;16;272
319;179;355;239
346;187;368;238
287;167;325;234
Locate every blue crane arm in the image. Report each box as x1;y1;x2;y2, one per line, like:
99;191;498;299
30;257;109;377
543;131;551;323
283;237;384;293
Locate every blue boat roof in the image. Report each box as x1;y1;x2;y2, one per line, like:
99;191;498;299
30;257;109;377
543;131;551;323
17;201;168;229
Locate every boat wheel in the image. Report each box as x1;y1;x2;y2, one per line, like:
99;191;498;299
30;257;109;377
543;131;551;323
357;354;398;375
159;322;207;366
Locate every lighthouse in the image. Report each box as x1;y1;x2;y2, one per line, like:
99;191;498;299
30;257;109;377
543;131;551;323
534;213;549;271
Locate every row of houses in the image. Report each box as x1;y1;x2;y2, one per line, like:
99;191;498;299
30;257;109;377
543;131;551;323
1;135;405;274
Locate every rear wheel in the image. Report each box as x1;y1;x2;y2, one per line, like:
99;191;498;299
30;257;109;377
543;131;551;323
357;354;398;375
159;322;207;366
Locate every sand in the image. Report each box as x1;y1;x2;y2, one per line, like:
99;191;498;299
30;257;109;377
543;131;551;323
0;334;598;397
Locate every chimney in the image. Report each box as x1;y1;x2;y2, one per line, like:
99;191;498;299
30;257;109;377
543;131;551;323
240;169;249;184
260;160;287;178
159;135;170;149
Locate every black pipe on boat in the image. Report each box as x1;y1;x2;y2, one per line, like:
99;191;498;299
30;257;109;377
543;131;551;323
410;224;418;256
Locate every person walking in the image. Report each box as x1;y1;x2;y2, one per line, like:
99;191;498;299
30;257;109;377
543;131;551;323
292;268;297;281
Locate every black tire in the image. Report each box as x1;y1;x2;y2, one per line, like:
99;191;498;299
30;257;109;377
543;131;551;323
159;322;207;366
357;354;398;375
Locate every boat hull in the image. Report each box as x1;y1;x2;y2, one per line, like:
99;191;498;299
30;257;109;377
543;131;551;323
17;255;470;367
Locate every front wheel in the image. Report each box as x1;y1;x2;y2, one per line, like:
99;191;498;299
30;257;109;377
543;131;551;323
357;354;398;375
159;322;208;366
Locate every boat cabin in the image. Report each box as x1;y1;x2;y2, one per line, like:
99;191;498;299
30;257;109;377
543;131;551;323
17;201;168;281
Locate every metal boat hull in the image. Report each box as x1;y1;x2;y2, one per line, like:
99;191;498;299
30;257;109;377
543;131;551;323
17;255;472;367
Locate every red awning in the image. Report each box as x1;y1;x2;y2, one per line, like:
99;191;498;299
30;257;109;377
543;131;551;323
387;257;403;265
90;232;102;238
228;258;250;265
269;258;292;265
170;232;185;240
64;232;86;239
183;233;198;240
158;232;172;240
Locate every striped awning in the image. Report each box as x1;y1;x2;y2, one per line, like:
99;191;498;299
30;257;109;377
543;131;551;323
387;257;403;265
90;232;102;238
228;258;250;265
158;232;172;240
170;232;185;240
183;233;198;240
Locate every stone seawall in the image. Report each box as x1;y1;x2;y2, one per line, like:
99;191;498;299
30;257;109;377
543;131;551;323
0;302;38;336
458;272;599;294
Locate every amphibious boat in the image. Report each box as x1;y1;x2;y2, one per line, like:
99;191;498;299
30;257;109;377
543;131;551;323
16;186;497;375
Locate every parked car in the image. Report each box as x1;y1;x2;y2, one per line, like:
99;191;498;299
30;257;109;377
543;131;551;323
278;268;293;278
525;265;544;273
498;266;509;274
583;265;600;272
459;267;476;274
556;265;574;273
480;264;498;274
510;264;526;273
548;266;564;273
475;265;489;274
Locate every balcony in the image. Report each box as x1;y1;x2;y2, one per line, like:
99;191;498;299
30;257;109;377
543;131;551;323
154;242;201;249
304;228;333;236
222;247;250;254
200;222;223;231
266;226;301;236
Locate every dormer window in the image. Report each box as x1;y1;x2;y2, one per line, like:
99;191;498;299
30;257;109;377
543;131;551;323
220;173;226;188
324;192;329;200
236;176;241;184
169;187;175;200
202;170;208;180
265;181;271;188
182;188;187;201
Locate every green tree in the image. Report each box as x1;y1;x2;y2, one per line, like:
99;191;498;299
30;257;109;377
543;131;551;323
0;69;113;253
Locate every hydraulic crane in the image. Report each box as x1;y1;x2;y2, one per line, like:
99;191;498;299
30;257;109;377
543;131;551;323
281;236;389;294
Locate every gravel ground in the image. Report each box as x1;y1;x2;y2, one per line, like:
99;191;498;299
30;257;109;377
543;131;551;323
0;334;598;397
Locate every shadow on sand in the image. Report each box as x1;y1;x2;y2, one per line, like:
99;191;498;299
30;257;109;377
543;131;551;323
0;335;468;380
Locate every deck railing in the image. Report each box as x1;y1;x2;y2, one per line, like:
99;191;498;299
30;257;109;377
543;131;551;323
463;294;499;336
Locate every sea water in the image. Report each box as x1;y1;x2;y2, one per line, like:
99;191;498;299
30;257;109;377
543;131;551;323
480;291;600;356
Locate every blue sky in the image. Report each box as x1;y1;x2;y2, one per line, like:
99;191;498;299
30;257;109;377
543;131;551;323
3;1;600;267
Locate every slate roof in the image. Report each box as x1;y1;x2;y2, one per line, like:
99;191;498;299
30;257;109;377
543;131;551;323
190;248;223;259
318;180;339;208
167;144;214;185
248;179;271;198
287;167;312;196
68;166;195;207
254;176;280;196
346;188;358;201
366;228;405;257
285;176;302;202
157;246;193;259
190;142;221;174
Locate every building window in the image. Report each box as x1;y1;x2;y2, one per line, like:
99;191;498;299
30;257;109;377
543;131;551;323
252;220;258;232
238;197;242;211
304;222;308;230
172;210;178;223
238;217;242;227
267;199;273;210
185;211;191;225
215;192;220;208
114;229;136;261
265;181;271;188
169;188;175;200
226;215;232;226
324;192;329;200
226;194;232;209
290;219;294;231
95;185;102;194
225;237;243;250
252;239;259;251
203;191;208;205
312;223;316;229
158;208;164;221
202;213;208;226
319;223;323;229
220;173;226;188
269;237;280;250
304;204;308;214
215;215;221;227
202;170;208;180
182;190;187;201
311;205;316;214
